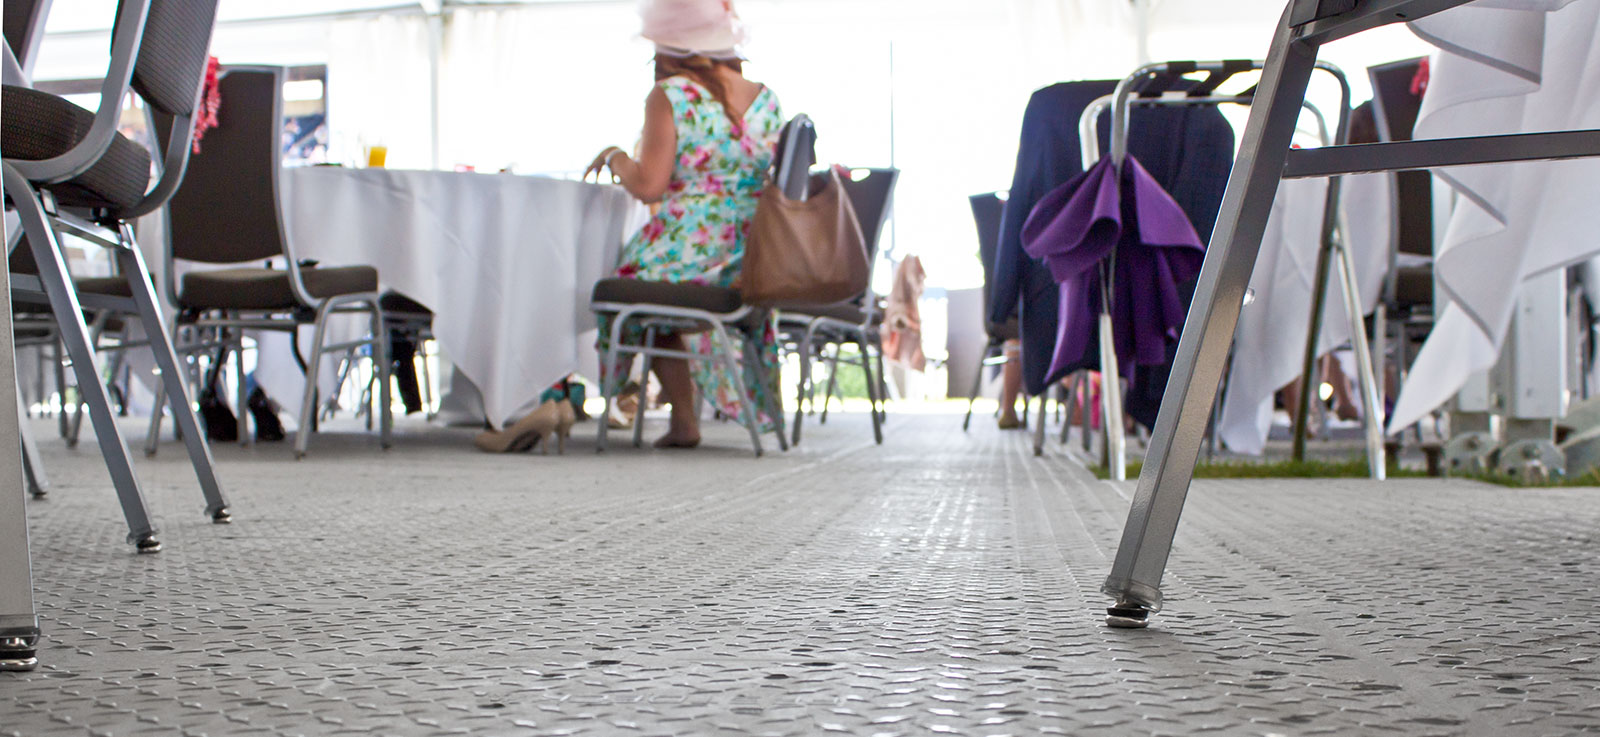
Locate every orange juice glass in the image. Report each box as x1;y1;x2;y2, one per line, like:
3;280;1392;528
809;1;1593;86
366;145;388;168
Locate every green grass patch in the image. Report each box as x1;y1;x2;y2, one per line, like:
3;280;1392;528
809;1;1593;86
1452;467;1600;489
1092;457;1429;481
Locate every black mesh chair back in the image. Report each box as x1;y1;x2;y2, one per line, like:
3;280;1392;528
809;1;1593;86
1368;58;1433;260
774;114;816;200
123;0;218;117
3;0;53;71
969;192;1004;316
164;67;287;265
836;168;898;262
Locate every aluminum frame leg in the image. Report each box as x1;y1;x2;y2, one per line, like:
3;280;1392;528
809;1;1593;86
750;329;791;452
19;398;48;499
6;168;158;551
710;322;764;457
633;325;657;449
0;237;40;671
1103;8;1319;625
114;240;231;522
293;306;334;460
1032;393;1047;457
962;343;993;432
792;325;814;445
820;346;840;425
857;335;883;446
1099;314;1127;481
595;308;637;454
1335;242;1387;479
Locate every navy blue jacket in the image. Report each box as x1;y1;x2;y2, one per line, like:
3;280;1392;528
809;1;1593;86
989;81;1235;413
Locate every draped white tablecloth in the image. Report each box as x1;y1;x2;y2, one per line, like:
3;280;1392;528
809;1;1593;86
1389;0;1600;430
256;168;644;428
1219;173;1392;454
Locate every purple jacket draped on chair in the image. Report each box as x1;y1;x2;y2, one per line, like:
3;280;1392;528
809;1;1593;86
1020;154;1206;380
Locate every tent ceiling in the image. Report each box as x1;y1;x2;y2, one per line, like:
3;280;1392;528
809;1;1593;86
44;0;608;34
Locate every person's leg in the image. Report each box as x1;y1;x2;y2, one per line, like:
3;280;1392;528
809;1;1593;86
1324;354;1360;421
651;333;700;445
389;329;422;415
999;339;1023;428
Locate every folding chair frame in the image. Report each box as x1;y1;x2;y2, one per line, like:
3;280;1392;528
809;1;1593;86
594;301;788;457
1103;0;1600;629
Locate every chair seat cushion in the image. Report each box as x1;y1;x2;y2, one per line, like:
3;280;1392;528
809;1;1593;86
592;278;744;314
379;291;432;316
74;276;134;298
782;300;885;327
990;317;1020;342
2;85;153;212
179;266;379;310
1396;266;1432;310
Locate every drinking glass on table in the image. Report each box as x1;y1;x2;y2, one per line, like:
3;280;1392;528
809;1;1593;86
365;144;388;168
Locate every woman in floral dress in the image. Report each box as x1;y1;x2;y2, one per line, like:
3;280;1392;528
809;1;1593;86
585;0;783;448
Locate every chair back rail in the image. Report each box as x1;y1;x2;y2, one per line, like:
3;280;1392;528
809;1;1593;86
968;192;1004;318
2;0;54;76
163;66;288;266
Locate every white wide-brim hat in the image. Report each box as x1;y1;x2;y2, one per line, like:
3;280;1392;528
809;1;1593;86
639;0;746;60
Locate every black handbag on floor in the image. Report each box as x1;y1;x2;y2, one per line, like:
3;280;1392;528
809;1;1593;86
197;382;237;442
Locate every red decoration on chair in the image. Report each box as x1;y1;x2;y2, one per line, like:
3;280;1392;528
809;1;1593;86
192;56;221;153
1410;57;1430;98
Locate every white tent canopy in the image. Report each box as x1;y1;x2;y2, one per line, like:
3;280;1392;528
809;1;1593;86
33;0;1432;291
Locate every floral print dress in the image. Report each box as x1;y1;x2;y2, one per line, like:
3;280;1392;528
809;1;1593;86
600;75;784;428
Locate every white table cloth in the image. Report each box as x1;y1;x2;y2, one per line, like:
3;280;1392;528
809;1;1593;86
1389;0;1600;431
1219;173;1392;454
257;168;644;428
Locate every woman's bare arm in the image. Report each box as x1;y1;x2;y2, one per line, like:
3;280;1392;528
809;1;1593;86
598;87;676;204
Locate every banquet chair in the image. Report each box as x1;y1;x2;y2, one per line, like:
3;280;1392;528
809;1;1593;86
3;0;233;551
591;279;787;457
335;291;435;424
961;192;1021;432
144;65;391;460
1103;0;1600;630
780;167;899;447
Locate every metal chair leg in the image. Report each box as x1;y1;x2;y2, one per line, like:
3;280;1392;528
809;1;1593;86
820;346;840;424
7;168;159;551
371;301;392;450
634;326;657;449
791;327;812;446
0;244;41;670
114;240;231;523
418;336;437;419
18;389;48;499
52;338;69;444
710;323;764;457
1103;7;1318;626
596;311;631;454
231;328;250;446
1032;393;1047;457
293;306;336;460
962;343;992;432
858;336;883;446
748;329;789;452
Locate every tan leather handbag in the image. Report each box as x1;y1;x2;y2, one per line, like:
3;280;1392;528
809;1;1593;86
740;168;869;307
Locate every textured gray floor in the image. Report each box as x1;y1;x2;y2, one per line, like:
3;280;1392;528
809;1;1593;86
4;410;1600;736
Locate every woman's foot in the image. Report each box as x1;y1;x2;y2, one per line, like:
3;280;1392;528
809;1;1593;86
997;413;1023;430
653;431;701;449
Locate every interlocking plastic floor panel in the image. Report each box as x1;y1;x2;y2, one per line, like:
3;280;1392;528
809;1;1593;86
3;414;1599;736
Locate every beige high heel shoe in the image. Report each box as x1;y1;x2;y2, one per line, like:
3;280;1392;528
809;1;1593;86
554;400;577;455
474;401;562;454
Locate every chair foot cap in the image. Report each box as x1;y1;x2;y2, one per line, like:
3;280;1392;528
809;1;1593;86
1105;605;1151;629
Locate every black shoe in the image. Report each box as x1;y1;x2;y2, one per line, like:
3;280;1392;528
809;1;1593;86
198;389;238;442
248;388;285;442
